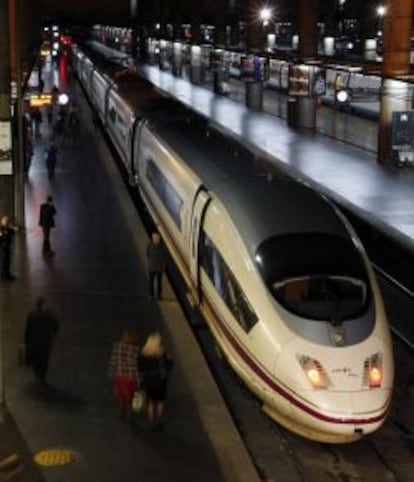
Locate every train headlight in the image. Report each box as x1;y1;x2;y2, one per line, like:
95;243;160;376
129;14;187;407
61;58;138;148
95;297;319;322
369;366;382;387
364;353;383;388
298;356;328;389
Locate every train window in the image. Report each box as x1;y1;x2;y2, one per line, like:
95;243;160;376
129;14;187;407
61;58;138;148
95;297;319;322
273;275;367;322
256;233;371;322
191;217;199;258
146;158;183;230
200;231;258;332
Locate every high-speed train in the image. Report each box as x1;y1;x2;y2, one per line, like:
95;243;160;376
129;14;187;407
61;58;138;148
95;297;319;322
71;44;394;443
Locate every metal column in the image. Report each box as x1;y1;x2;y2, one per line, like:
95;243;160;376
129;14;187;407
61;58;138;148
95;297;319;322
378;0;413;165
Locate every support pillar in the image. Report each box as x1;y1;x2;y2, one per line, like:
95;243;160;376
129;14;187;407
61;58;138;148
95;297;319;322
292;0;318;130
172;41;183;77
190;45;204;85
130;0;138;60
246;80;263;110
378;0;413;166
0;0;14;219
243;3;264;110
13;0;25;227
0;0;13;409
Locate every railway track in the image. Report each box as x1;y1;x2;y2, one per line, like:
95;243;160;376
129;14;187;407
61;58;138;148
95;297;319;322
194;301;414;482
342;208;414;350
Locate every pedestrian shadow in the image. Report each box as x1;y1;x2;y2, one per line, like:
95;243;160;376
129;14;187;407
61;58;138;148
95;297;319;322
25;381;86;412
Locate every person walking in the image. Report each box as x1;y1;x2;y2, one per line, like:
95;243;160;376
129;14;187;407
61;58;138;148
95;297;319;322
137;332;173;428
45;141;57;179
39;196;56;255
24;297;60;384
108;329;140;424
0;215;15;281
47;105;53;125
30;107;42;137
146;232;166;299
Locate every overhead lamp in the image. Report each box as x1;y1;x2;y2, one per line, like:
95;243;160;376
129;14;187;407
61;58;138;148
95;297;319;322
259;8;272;24
377;5;386;17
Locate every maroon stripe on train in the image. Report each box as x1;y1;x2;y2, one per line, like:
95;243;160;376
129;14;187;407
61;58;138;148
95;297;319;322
144;189;388;426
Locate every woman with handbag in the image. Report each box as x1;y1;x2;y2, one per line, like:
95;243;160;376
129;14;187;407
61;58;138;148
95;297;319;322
108;329;140;423
137;332;173;427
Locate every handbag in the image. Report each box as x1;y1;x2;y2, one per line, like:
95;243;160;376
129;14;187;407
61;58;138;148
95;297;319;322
131;389;146;413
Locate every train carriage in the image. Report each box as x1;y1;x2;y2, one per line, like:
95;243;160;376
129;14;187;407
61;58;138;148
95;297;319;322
71;44;394;443
89;69;110;121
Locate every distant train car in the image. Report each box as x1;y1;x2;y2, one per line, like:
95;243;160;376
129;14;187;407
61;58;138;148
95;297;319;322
72;45;394;443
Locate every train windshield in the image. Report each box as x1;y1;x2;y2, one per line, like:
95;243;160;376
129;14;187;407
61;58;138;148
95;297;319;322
256;233;370;322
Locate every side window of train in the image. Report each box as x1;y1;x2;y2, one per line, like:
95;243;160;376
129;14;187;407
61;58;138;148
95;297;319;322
199;230;214;279
145;158;183;230
221;263;258;332
200;231;258;332
109;107;116;124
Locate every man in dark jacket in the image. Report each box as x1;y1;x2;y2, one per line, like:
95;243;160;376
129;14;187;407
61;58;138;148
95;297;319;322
45;142;57;179
39;196;56;255
24;297;59;384
146;232;166;299
0;215;15;281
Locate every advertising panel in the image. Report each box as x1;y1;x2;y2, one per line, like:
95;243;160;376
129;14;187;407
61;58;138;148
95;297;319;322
311;67;326;96
288;65;326;97
241;54;268;81
0;122;12;174
391;111;414;166
288;64;311;96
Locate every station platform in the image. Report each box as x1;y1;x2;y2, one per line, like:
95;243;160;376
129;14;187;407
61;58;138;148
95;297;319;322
0;58;260;482
138;64;414;251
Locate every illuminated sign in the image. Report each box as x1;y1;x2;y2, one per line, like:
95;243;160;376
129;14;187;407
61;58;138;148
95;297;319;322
288;64;326;97
288;65;311;96
391;111;414;166
30;93;53;107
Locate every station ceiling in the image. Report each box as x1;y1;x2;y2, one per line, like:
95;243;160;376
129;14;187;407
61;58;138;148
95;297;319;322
40;0;130;23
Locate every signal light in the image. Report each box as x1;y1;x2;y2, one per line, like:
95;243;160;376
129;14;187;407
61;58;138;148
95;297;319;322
336;89;350;104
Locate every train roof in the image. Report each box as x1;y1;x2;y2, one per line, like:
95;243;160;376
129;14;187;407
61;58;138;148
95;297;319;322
215;178;350;257
82;49;353;257
140;97;351;256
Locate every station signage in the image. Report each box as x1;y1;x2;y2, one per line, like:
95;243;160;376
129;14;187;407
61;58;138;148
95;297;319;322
30;93;53;107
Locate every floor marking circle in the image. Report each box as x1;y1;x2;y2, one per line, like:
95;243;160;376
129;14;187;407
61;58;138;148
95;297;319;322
33;449;76;467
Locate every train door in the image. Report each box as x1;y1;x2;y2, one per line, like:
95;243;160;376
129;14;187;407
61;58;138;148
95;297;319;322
130;118;144;185
189;189;210;303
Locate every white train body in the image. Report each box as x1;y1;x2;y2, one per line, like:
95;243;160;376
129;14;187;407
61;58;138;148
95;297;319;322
72;45;394;443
